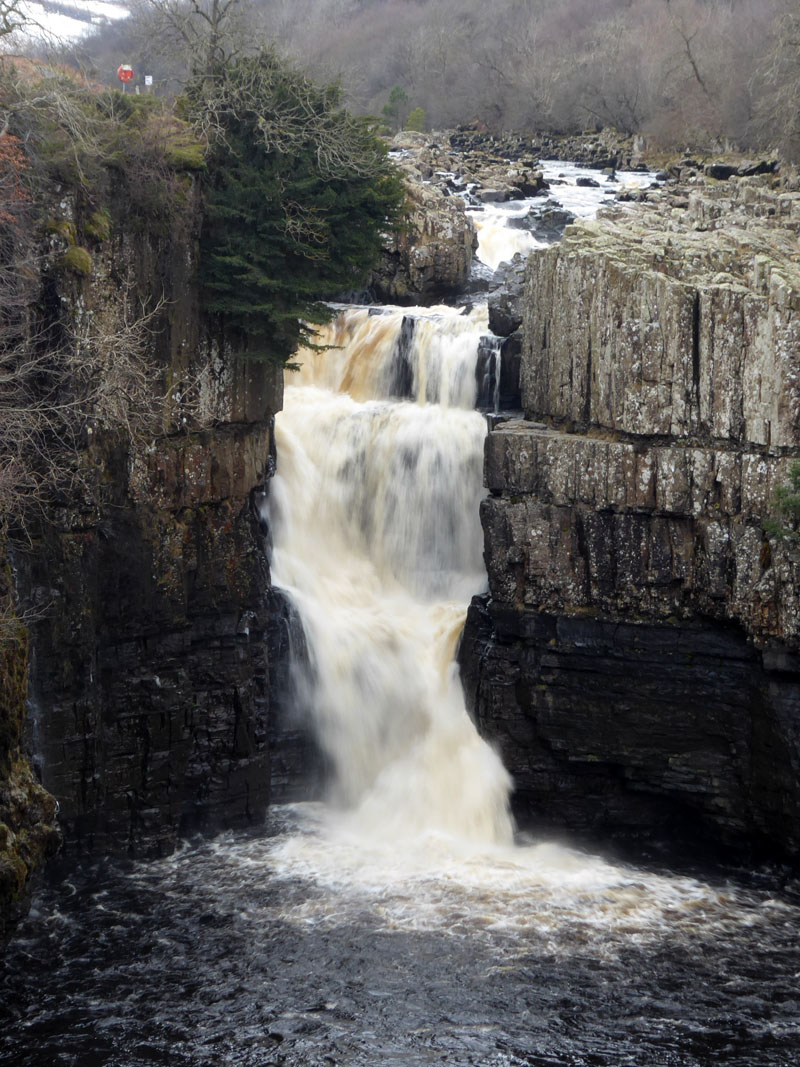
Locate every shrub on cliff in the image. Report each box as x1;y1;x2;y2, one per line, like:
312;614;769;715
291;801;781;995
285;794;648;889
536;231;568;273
0;62;204;235
765;461;800;544
187;50;405;364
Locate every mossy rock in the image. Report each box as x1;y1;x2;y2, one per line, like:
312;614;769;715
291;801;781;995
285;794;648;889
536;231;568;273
57;245;92;277
0;847;27;901
0;547;60;942
0;616;28;771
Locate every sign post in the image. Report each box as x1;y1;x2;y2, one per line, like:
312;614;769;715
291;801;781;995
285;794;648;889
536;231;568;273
117;65;134;93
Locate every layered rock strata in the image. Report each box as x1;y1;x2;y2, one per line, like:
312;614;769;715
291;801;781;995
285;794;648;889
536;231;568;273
461;176;800;856
449;127;648;172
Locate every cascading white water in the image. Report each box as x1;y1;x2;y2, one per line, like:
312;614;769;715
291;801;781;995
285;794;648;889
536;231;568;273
269;303;512;847
469;161;653;271
472;210;544;271
292;303;490;409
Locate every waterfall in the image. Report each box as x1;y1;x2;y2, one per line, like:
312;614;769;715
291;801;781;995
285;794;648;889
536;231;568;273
291;303;490;409
268;303;512;846
265;163;655;854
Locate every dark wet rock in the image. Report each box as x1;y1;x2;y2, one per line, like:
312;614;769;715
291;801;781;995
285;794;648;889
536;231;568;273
576;176;600;188
13;202;283;866
507;204;576;242
705;162;739;180
499;331;523;409
0;547;60;945
479;187;516;203
700;158;778;182
475;336;502;411
265;590;327;803
514;171;549;197
461;596;800;854
530;128;647;170
739;158;779;177
616;187;650;203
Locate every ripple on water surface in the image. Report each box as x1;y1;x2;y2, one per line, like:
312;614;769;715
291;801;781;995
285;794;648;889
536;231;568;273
2;804;800;1067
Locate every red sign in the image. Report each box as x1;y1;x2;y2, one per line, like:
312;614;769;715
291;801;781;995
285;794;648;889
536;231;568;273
117;65;134;83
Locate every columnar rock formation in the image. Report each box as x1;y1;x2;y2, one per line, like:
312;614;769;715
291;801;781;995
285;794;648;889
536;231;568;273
461;177;800;856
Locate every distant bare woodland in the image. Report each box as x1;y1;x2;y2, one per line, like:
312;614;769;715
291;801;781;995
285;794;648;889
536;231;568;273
74;0;800;156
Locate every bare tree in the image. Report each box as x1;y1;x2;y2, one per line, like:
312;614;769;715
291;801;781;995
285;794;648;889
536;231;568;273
0;0;27;40
130;0;253;78
750;0;800;158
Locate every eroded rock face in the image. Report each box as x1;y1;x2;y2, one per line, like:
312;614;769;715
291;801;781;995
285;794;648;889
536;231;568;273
522;197;800;447
488;255;527;338
462;175;800;856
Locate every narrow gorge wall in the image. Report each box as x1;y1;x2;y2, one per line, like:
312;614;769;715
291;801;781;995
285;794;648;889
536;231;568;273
461;179;800;856
14;195;282;860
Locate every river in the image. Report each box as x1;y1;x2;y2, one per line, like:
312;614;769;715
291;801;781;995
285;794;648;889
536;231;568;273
2;163;799;1067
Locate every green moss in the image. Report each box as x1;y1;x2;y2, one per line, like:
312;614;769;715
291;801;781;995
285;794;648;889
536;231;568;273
85;208;111;243
0;821;13;852
0;844;27;901
57;245;92;277
164;131;206;172
44;217;77;242
0;610;28;772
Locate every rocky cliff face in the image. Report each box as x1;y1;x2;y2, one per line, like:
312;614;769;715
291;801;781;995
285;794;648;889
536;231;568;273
461;176;800;856
11;193;282;865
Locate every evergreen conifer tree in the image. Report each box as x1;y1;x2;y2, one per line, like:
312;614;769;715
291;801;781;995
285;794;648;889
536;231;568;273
191;51;405;364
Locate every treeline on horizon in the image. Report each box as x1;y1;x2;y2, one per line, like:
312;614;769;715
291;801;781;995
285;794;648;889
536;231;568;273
41;0;800;159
